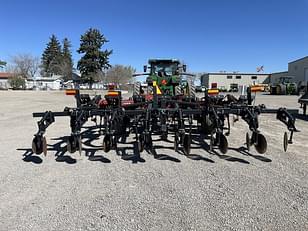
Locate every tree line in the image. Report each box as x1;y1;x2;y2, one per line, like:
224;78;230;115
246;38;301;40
1;28;135;89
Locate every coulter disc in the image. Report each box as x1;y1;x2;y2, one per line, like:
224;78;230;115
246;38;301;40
183;134;191;156
67;136;77;153
42;136;47;156
283;132;288;152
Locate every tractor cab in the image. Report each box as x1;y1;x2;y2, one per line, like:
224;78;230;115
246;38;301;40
278;76;294;84
145;59;184;96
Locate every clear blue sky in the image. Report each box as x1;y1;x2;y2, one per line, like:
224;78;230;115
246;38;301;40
1;0;308;73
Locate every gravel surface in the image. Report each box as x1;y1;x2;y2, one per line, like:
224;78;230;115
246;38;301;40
0;90;307;231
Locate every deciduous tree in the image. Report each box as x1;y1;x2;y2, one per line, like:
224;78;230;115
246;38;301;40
11;54;40;78
105;65;135;86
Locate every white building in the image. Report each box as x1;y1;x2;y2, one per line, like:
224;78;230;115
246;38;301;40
201;72;269;90
26;76;62;90
0;72;14;89
271;56;308;86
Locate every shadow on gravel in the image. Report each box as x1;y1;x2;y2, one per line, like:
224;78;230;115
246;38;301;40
116;144;145;164
55;155;77;164
194;135;251;164
185;154;215;163
151;148;181;163
229;146;272;162
19;125;273;165
19;148;43;164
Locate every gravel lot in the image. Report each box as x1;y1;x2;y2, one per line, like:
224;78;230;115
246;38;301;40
0;90;307;231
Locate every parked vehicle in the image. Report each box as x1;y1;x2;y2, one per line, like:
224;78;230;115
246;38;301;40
270;77;297;95
195;86;206;92
229;83;239;92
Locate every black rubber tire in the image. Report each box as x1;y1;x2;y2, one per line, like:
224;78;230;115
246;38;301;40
183;134;191;156
254;133;267;154
145;134;153;149
218;133;228;154
283;132;288;152
32;136;43;154
174;133;179;152
67;136;77;153
103;135;111;153
138;135;145;153
246;132;250;152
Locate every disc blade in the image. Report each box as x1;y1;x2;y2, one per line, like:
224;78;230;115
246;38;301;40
67;138;72;153
138;135;144;153
254;133;267;154
246;132;250;151
42;136;47;156
210;133;214;151
174;134;178;152
183;134;191;156
78;137;82;156
283;132;288;152
67;136;76;153
31;137;37;154
32;136;43;155
103;135;111;153
218;133;228;154
145;134;153;149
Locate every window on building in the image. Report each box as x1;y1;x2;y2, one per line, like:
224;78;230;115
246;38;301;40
227;75;232;79
236;76;241;79
251;76;257;80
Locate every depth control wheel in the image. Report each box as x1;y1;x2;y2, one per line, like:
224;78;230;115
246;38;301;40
103;135;112;153
174;133;179;152
32;136;46;155
183;134;191;156
246;132;251;151
67;136;79;154
283;132;288;152
144;134;153;149
218;133;228;154
254;133;267;154
138;134;145;153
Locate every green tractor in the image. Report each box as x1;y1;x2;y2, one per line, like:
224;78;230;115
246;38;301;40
133;59;195;98
270;76;298;95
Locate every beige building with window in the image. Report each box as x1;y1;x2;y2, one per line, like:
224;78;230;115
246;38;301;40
201;72;269;91
270;56;308;86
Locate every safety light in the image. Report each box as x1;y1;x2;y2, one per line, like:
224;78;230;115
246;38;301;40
65;89;78;96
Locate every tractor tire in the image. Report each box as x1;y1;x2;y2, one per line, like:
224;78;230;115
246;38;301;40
290;84;298;95
148;86;153;95
133;82;141;96
277;84;286;95
188;81;196;98
175;86;182;96
270;86;277;95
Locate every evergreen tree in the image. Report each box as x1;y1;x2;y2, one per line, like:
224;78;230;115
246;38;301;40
77;28;112;88
0;60;6;69
41;35;62;76
61;38;73;81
